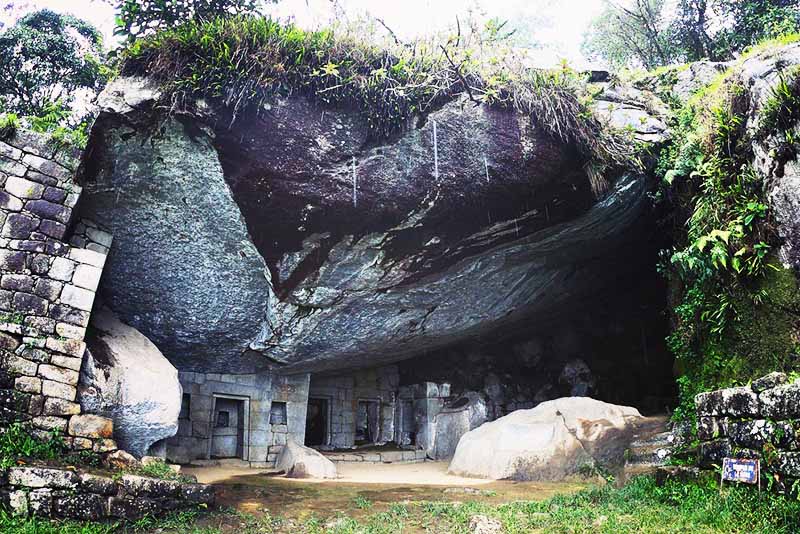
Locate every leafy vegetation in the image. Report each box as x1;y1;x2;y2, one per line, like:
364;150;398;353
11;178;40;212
0;422;69;469
584;0;800;69
113;0;269;43
655;47;800;430
120;15;636;170
0;9;108;118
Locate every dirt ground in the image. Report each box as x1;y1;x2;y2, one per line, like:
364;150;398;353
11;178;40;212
183;461;589;524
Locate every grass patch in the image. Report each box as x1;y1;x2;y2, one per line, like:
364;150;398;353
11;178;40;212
121;15;636;172
0;423;69;469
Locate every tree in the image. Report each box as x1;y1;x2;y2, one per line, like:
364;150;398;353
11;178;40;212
0;9;107;117
669;0;719;62
114;0;270;42
582;0;675;69
712;0;800;55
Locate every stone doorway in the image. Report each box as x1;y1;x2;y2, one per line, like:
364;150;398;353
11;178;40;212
210;395;249;459
356;399;381;445
305;397;329;447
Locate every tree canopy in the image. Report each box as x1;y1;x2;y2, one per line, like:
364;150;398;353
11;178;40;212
0;9;107;117
583;0;800;69
114;0;269;42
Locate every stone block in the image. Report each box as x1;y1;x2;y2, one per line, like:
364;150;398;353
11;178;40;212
68;248;105;268
752;372;788;393
86;226;113;247
38;219;67;239
15;376;41;394
68;414;113;439
79;473;118;495
31;416;68;433
0;288;12;310
0;331;20;351
45;337;85;357
108;496;160;520
6;355;37;376
48;257;76;281
72;437;93;450
5;176;45;199
760;381;800;419
55;322;85;340
776;452;800;477
695;386;759;417
50;354;83;371
698;439;731;468
0;191;23;211
43;397;80;416
60;284;94;312
93;438;117;453
71;264;103;291
1;274;33;292
41;379;76;401
0;141;22;160
180;483;215;504
0;249;26;272
20;346;50;363
22;154;71;181
13;292;48;315
53;493;106;521
38;364;79;385
2;213;39;238
23;316;55;336
27;394;44;416
42;187;67;203
25;199;71;224
27;488;53;516
8;490;28;516
33;279;63;301
121;475;181;499
29;254;50;275
50;304;90;327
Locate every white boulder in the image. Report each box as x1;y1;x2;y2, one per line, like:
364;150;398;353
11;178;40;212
448;397;643;480
276;439;337;479
78;307;181;458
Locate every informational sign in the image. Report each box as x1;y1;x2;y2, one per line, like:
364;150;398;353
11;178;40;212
721;458;760;491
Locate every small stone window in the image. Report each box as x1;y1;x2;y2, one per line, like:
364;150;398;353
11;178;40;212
270;401;287;425
179;394;191;419
216;410;230;428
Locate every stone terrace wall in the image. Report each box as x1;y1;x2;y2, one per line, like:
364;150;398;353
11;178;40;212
695;372;800;481
0;130;114;451
0;466;213;521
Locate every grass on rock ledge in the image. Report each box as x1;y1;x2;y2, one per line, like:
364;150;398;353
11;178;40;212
120;15;636;173
2;475;799;533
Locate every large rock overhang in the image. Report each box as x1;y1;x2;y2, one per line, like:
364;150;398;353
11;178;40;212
77;77;660;374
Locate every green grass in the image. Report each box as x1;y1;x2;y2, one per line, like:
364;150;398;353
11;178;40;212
8;476;794;534
121;15;636;171
0;423;68;469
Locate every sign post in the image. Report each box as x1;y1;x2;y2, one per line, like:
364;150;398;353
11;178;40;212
720;458;761;493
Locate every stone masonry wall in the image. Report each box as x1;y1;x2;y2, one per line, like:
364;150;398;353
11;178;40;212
0;466;213;521
696;372;800;482
0;130;114;451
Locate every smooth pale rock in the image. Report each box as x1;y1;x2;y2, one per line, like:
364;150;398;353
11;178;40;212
448;397;642;481
276;439;337;479
103;449;139;470
78;307;182;457
469;515;503;534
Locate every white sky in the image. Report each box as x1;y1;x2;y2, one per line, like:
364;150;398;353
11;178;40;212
1;0;607;67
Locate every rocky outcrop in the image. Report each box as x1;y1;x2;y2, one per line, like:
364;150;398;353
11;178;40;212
276;439;337;479
79;77;661;373
78;307;182;457
448;397;643;480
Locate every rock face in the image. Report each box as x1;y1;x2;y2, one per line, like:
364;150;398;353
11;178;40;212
432;392;488;460
448;397;642;480
276;439;337;479
76;72;670;375
78;307;181;457
79;79;271;373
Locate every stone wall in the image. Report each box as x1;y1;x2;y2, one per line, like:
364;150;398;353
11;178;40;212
696;372;800;481
0;130;115;451
0;466;213;521
167;371;309;467
309;365;400;449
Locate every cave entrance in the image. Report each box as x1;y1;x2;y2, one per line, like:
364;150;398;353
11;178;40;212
210;395;249;460
305;397;329;447
356;399;381;445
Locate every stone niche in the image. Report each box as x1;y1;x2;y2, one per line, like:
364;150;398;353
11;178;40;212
695;373;800;483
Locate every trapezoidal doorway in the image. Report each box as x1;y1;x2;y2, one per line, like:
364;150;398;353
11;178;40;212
356;399;380;445
210;395;249;459
305;397;329;447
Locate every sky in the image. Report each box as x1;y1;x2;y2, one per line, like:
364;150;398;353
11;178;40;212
0;0;608;67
